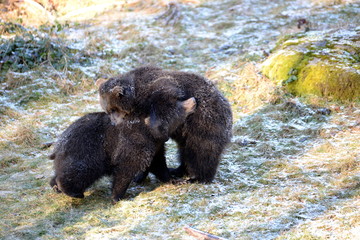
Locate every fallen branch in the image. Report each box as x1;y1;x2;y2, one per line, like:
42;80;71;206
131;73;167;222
184;226;227;240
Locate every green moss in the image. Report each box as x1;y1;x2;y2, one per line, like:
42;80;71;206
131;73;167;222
287;60;360;100
261;29;360;101
261;50;304;84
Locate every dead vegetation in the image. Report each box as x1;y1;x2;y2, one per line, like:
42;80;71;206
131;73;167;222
207;63;282;119
0;0;200;26
309;0;359;5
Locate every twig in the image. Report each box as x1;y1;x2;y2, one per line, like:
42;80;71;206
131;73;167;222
184;226;227;240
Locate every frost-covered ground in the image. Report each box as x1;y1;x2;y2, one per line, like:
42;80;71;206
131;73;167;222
0;0;359;239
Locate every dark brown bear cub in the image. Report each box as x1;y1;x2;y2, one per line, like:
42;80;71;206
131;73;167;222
50;83;196;202
98;66;233;183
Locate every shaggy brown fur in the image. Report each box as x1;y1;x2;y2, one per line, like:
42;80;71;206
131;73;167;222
50;83;196;202
98;66;232;183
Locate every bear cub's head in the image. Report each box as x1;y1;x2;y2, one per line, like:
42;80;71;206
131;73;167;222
96;75;136;125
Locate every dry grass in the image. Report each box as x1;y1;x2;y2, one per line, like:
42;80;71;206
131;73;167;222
299;125;360;188
53;71;95;95
1;120;40;147
309;0;359;5
4;72;33;90
0;0;202;26
206;62;283;119
0;0;125;25
0;106;21;120
277;124;360;240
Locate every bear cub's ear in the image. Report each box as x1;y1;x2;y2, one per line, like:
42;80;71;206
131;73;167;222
110;86;124;97
182;97;196;114
144;97;197;127
95;78;108;88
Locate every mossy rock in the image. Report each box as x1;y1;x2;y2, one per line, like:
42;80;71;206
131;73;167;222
261;28;360;101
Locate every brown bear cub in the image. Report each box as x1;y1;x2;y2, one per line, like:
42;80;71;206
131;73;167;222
98;66;233;183
50;82;196;203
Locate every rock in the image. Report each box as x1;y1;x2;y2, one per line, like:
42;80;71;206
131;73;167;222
261;28;360;101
